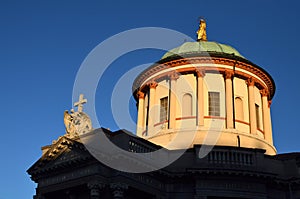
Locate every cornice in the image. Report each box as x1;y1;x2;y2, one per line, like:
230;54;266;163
133;56;275;100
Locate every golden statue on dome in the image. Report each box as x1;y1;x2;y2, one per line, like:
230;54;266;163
197;18;207;41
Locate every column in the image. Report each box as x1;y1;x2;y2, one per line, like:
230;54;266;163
261;89;273;144
268;100;273;141
148;81;158;134
169;72;179;129
136;91;145;136
196;69;205;126
224;70;234;129
246;78;257;135
110;183;128;199
88;182;105;199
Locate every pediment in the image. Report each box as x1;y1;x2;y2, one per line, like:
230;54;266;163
28;136;93;178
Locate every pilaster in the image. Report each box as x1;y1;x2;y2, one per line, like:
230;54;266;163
261;89;273;145
196;69;205;126
246;77;257;135
224;70;234;129
136;91;145;136
148;81;158;134
169;72;179;129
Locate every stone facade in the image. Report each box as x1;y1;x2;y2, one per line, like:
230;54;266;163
28;129;300;199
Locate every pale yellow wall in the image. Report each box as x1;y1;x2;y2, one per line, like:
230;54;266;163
234;77;250;134
152;80;169;133
136;64;275;154
254;86;264;138
204;73;226;117
203;73;226;130
175;74;197;129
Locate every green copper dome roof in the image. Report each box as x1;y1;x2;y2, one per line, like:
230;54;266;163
161;41;244;59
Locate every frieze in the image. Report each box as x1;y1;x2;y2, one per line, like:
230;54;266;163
122;172;163;189
133;56;275;100
39;165;98;187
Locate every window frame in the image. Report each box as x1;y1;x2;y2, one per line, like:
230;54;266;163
208;92;220;117
160;97;169;122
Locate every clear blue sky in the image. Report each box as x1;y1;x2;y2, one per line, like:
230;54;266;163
1;0;300;198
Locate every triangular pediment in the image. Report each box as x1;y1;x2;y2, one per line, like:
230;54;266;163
27;136;93;180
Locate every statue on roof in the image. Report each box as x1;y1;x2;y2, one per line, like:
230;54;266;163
197;18;207;41
64;110;76;135
63;94;93;138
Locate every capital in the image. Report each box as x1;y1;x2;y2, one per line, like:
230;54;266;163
87;181;106;190
168;71;179;80
110;183;128;198
195;69;206;77
246;77;255;86
224;70;234;79
148;81;158;89
268;100;272;108
137;91;145;99
260;89;269;97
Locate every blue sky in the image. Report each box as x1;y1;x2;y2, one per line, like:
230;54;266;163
1;0;300;198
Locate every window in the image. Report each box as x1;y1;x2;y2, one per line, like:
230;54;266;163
182;93;192;116
235;97;244;120
255;104;260;129
160;97;168;122
208;92;220;116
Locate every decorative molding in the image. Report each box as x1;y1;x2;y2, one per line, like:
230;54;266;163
137;91;145;99
175;116;197;120
246;77;255;87
235;119;250;126
204;116;226;120
148;81;158;89
110;182;128;198
224;70;234;79
268;100;272;108
168;71;180;80
87;181;106;190
154;120;168;127
260;89;269;97
110;182;128;190
257;128;265;135
133;56;275;100
195;68;206;77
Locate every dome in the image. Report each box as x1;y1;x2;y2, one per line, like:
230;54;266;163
161;41;244;60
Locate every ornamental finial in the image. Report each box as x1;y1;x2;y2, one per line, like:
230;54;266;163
197;18;207;41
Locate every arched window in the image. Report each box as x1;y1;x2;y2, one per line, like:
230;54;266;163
235;97;244;120
182;93;192;117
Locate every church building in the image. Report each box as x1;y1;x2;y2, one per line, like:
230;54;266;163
28;20;300;199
